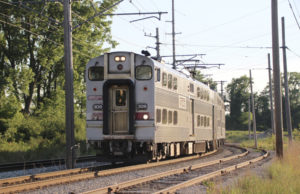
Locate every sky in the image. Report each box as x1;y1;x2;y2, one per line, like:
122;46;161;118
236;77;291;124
108;0;300;93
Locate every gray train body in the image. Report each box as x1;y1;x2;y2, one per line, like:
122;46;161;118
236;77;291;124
86;51;225;160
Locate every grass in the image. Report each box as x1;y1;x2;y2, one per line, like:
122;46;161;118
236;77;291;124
209;130;300;194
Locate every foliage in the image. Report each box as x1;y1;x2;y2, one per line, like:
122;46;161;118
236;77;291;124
225;72;300;131
226;76;250;130
194;71;218;91
0;0;119;162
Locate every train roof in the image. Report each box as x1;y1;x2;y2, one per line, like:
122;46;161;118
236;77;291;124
99;51;222;100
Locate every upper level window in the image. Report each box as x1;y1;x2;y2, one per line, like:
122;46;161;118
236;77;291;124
88;66;104;81
197;87;200;98
156;68;161;82
162;72;167;86
168;74;172;89
136;65;152;80
173;77;177;90
190;83;194;93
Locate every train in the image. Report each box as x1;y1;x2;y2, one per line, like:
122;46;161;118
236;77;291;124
85;51;225;161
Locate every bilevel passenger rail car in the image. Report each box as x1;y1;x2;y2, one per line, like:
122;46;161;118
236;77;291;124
85;51;225;161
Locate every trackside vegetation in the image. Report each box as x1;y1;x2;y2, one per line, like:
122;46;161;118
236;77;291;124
208;130;300;194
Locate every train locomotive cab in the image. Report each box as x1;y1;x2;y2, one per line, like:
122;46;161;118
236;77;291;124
86;52;155;161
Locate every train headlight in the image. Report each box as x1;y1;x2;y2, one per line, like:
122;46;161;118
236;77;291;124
143;114;149;120
114;56;126;62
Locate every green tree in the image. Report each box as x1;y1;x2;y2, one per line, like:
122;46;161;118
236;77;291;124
226;75;250;130
286;72;300;129
193;71;217;90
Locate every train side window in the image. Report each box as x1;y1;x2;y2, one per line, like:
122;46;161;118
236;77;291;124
173;111;178;125
190;83;194;93
162;72;167;86
200;116;204;126
162;109;167;124
136;65;152;80
197;115;200;126
197;87;200;98
168;110;173;123
156;109;161;123
88;66;104;81
156;68;161;82
173;77;177;90
168;74;172;89
200;88;204;99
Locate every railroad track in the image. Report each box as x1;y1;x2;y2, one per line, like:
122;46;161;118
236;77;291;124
0;155;97;172
0;148;220;193
83;147;268;194
0;145;247;193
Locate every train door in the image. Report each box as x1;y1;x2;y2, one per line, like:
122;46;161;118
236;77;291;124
109;85;129;134
191;99;195;136
212;105;217;148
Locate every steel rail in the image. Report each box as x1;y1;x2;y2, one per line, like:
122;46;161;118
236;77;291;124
0;150;219;193
155;150;269;194
82;148;249;194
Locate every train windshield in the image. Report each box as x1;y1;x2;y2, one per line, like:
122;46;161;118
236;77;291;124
135;65;152;80
88;66;104;81
115;89;127;106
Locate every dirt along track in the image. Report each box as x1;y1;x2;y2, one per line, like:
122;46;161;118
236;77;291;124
0;145;258;194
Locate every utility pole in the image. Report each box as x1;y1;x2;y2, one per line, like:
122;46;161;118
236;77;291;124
268;53;275;135
281;17;293;143
249;70;257;148
156;28;160;60
271;0;283;158
248;97;252;140
215;81;226;100
171;0;176;69
145;28;161;60
64;0;75;169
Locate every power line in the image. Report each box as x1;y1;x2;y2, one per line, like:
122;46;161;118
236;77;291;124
179;0;286;40
163;43;272;49
287;47;300;57
291;0;300;18
287;0;300;30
